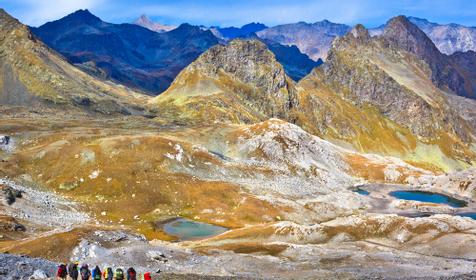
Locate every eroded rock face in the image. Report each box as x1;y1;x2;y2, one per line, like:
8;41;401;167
191;40;298;116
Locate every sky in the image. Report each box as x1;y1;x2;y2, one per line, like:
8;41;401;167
2;0;476;28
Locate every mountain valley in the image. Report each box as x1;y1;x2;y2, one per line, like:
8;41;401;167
2;6;476;279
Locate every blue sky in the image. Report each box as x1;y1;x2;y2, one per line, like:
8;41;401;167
2;0;476;28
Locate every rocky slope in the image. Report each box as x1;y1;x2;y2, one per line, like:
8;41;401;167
134;14;177;32
257;20;351;61
31;9;219;95
379;16;476;99
310;19;476;170
0;9;148;115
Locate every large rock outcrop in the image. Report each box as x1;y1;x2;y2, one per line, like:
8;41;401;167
153;39;298;123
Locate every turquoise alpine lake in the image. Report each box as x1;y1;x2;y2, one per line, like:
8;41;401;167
162;218;228;241
353;188;370;196
456;212;476;220
389;190;467;208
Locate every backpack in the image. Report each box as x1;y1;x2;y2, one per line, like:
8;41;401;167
104;267;114;280
92;266;102;280
80;266;91;280
68;263;79;279
57;264;67;278
115;268;125;280
143;272;152;280
126;267;136;280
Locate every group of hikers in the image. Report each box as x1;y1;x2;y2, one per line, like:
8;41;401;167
56;263;153;280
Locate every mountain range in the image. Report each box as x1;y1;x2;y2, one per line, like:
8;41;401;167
257;20;352;61
30;10;476;96
31;9;219;95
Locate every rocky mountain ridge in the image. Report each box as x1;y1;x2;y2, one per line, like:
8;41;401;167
257;20;351;61
31;9;219;95
153;39;298;122
154;16;476;171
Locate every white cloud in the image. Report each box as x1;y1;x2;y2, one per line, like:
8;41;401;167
4;0;105;26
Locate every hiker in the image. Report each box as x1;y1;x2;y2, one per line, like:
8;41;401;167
57;264;68;279
103;267;114;280
80;264;91;280
115;268;125;280
126;267;137;280
92;266;102;280
68;262;79;280
143;272;152;280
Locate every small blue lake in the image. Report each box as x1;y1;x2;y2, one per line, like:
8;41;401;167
162;218;228;241
353;188;370;196
389;191;467;208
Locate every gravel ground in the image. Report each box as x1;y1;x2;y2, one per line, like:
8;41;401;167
0;253;56;279
0;178;90;229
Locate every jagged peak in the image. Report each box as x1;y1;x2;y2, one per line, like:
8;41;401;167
183;38;290;92
60;9;102;25
382;15;432;40
350;24;370;39
384;15;418;32
138;14;150;21
381;15;440;57
241;22;267;28
134;14;152;24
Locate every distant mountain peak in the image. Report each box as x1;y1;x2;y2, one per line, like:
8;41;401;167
138;14;149;21
133;14;176;32
171;23;207;35
242;22;267;28
407;16;431;24
65;9;102;24
214;22;268;40
386;15;414;29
